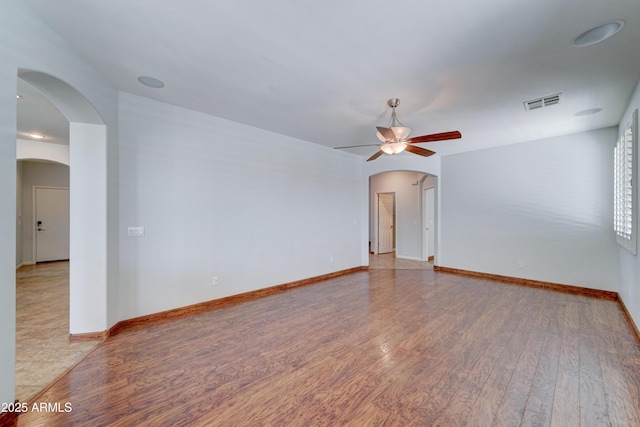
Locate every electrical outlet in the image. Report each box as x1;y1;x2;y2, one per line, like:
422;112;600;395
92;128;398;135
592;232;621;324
212;276;219;286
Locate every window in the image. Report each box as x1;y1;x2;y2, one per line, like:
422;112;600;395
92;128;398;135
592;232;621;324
614;109;638;254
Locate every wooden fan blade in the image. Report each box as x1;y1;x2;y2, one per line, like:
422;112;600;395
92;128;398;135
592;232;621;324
407;130;462;144
366;150;385;162
334;144;380;149
404;144;436;158
376;126;396;140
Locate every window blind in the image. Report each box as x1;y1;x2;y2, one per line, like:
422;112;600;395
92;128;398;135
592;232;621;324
614;109;637;254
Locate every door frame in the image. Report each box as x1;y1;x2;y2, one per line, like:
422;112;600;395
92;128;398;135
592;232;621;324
376;191;396;254
32;185;70;263
422;187;435;261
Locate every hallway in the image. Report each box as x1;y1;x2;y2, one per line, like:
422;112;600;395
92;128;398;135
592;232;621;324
15;261;100;402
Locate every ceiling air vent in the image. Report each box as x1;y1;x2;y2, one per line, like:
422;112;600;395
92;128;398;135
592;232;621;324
523;93;563;111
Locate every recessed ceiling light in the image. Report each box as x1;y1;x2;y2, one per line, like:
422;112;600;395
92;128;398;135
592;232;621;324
137;76;165;88
575;108;602;116
573;21;624;47
29;133;45;139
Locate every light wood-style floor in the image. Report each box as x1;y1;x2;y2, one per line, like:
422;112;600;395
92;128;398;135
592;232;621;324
17;267;640;426
15;261;100;403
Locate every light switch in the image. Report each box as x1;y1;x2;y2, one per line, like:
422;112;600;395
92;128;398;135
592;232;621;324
127;226;145;237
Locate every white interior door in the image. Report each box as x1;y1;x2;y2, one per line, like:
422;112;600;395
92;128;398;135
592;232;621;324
35;187;70;262
378;193;394;254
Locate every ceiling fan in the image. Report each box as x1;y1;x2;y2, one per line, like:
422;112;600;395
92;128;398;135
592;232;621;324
335;98;462;161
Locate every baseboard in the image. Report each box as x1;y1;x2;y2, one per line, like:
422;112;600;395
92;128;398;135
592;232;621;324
69;330;110;342
433;265;618;300
618;296;640;343
65;263;640;347
15;261;35;270
109;266;368;337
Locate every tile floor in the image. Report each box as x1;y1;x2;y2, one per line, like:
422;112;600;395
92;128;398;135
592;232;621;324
369;251;433;269
15;261;100;403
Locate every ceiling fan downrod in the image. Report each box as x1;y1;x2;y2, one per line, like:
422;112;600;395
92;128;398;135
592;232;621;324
387;98;404;128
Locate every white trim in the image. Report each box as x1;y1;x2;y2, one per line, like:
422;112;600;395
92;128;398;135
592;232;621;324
16;261;35;270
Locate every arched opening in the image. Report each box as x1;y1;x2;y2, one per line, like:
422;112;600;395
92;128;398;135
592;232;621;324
368;169;438;270
15;71;108;400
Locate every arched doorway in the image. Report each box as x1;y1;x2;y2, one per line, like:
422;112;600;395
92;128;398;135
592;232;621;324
18;70;108;336
16;70;106;401
368;170;438;269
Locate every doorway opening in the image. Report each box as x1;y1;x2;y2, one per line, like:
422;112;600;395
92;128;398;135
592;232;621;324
369;171;436;270
15;71;106;402
377;192;396;254
423;187;435;262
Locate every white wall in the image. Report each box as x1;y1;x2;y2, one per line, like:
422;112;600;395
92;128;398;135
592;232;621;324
16;138;70;268
17;138;70;165
1;62;17;405
69;122;109;333
19;160;70;264
370;171;426;260
617;78;640;331
118;93;367;319
440;127;619;291
0;0;119;404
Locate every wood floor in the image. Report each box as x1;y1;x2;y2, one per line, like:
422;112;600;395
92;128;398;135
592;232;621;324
16;269;640;426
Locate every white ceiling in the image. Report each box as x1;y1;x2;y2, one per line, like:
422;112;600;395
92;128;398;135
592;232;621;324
17;78;69;145
18;0;640;156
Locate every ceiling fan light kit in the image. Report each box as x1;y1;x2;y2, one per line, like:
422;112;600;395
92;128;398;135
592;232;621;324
392;126;412;140
335;98;462;161
375;127;412;142
380;141;407;154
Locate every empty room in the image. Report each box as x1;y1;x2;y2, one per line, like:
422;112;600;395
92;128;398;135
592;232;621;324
1;0;640;425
